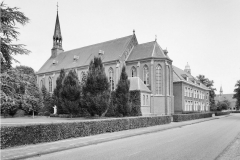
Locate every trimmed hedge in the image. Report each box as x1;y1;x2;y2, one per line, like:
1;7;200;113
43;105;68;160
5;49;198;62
173;112;212;122
215;111;231;116
231;111;240;113
1;115;171;149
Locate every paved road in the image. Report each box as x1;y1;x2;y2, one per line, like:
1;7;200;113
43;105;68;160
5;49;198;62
27;114;240;160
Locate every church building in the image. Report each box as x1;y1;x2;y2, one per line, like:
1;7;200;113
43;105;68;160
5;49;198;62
37;11;174;115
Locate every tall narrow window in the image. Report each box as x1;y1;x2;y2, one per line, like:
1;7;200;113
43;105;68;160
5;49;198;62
155;64;162;94
143;65;149;85
49;77;53;93
131;66;137;77
109;68;114;91
167;66;171;95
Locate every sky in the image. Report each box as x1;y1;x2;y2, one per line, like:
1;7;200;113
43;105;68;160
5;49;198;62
5;0;240;94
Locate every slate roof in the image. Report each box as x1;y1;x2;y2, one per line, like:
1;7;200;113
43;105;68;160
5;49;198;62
128;77;151;93
53;12;62;40
172;65;210;90
38;35;133;74
127;41;171;61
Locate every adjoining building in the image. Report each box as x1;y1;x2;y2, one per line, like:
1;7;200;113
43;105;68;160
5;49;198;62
173;64;211;113
37;11;174;116
215;86;237;110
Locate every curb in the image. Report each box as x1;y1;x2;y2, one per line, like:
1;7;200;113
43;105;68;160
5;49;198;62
2;115;230;160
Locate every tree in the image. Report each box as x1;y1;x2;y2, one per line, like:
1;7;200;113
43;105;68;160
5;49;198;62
115;66;131;116
197;74;216;111
233;80;240;110
216;101;229;111
41;85;53;114
0;66;43;117
1;2;30;72
82;57;110;116
60;70;81;117
53;69;66;114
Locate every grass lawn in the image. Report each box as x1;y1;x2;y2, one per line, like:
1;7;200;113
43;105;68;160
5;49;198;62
0;116;112;126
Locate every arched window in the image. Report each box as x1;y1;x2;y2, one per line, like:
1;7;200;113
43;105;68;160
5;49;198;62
143;65;149;85
109;68;114;91
155;64;162;94
49;77;53;92
131;66;137;77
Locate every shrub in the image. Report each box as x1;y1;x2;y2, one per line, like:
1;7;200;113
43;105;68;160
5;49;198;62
53;69;66;114
50;114;59;117
115;66;131;116
38;112;44;116
60;70;81;118
1;115;171;149
105;91;117;117
173;113;212;122
44;111;50;116
129;90;142;116
215;111;230;116
82;57;110;116
231;111;240;113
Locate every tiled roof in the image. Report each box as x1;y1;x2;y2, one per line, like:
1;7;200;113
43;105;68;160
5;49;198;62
128;77;151;93
37;35;133;74
172;65;210;90
127;41;171;61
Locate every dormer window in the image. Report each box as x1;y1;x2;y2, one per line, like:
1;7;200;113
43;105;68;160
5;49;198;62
52;60;58;65
99;50;104;56
181;74;188;81
73;55;79;61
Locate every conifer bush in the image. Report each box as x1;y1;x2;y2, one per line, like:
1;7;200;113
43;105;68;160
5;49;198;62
41;85;53;113
115;66;131;116
53;69;66;114
82;57;111;116
60;70;81;118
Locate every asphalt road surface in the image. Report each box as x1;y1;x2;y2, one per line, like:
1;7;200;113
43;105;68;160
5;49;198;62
27;114;240;160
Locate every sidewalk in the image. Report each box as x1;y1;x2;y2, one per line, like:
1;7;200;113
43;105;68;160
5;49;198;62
1;115;230;160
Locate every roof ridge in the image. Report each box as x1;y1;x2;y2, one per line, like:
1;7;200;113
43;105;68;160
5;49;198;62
62;35;133;53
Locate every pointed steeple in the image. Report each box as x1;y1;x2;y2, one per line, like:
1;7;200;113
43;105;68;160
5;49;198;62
220;86;223;96
51;7;64;58
53;12;62;46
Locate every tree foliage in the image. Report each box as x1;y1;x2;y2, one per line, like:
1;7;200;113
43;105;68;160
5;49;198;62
82;57;110;116
216;101;229;111
41;85;53;114
53;69;66;114
60;70;81;117
1;2;30;72
233;80;240;110
197;74;216;111
0;66;43;116
115;66;131;116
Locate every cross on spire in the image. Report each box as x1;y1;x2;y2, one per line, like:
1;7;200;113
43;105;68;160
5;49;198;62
57;2;59;12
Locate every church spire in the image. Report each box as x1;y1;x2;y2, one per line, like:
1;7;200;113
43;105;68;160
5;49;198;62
51;4;64;58
220;86;223;96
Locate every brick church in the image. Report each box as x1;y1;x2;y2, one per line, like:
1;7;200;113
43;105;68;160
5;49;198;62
37;11;209;115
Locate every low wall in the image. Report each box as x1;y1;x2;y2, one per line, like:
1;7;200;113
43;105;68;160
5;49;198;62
173;112;212;122
1;116;171;149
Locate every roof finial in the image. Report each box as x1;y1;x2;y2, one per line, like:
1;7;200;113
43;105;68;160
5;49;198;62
57;2;59;12
155;35;157;41
133;29;135;35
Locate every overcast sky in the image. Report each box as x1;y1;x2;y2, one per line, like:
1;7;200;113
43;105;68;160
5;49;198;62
5;0;240;94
